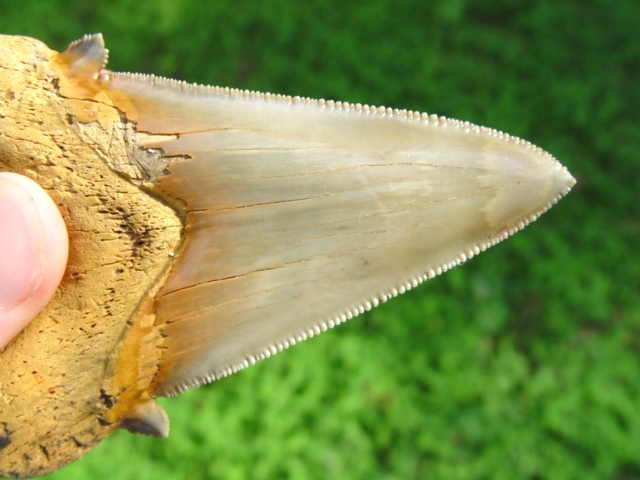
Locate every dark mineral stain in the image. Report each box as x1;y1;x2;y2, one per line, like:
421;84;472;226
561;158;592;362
99;389;115;409
0;423;11;450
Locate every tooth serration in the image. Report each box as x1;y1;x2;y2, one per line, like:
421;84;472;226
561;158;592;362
114;74;570;180
166;186;569;396
108;72;573;398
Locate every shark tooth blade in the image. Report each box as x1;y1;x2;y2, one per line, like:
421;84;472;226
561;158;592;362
105;74;575;396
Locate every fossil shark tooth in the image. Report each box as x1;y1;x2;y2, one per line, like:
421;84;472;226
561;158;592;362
0;33;575;477
101;53;575;398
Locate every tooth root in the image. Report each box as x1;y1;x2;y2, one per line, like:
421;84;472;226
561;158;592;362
118;399;170;438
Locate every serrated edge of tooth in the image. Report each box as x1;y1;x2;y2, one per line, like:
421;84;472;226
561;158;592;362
161;181;572;397
110;72;574;186
106;73;575;397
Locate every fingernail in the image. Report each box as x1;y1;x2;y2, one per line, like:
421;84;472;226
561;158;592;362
0;176;45;312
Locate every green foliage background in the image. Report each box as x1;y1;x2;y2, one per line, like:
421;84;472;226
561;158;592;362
1;1;638;479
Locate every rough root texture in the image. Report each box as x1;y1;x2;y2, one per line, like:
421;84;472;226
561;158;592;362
0;35;182;477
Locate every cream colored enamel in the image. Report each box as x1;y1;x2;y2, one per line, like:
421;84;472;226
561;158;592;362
106;74;575;395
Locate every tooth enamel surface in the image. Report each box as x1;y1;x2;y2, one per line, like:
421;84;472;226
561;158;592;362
101;72;575;395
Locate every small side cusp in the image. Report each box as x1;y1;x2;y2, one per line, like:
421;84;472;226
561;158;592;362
57;33;109;79
118;398;170;438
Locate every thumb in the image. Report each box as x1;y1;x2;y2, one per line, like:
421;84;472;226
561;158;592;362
0;173;69;349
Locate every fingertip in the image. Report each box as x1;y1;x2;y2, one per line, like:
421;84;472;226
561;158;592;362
0;173;68;349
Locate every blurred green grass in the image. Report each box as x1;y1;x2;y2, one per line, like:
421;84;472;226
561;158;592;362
1;0;638;478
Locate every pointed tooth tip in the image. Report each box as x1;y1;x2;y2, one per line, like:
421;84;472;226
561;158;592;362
547;163;576;208
480;141;576;229
560;165;577;192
